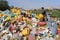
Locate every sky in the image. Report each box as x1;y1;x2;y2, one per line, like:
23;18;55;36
7;0;60;9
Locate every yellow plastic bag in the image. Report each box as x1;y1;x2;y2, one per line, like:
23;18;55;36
5;16;11;20
37;13;44;19
22;29;28;36
39;14;44;19
23;17;26;21
0;13;3;17
17;9;21;15
11;8;15;13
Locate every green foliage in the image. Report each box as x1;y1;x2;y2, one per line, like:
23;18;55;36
0;0;10;11
51;10;60;18
31;9;41;14
31;9;60;18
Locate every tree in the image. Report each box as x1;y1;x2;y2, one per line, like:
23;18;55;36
0;0;10;11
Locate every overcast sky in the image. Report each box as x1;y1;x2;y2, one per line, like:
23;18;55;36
7;0;60;9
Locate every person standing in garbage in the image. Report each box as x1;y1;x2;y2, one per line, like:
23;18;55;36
41;7;46;21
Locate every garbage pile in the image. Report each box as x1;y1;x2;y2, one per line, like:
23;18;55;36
0;8;60;40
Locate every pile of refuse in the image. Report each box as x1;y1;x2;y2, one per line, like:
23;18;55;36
0;8;60;40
